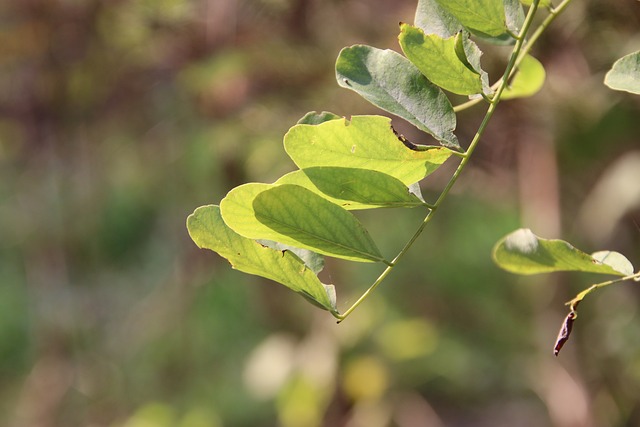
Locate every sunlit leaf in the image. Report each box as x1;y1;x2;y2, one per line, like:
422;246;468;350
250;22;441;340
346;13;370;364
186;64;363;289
336;45;459;148
276;167;427;210
591;251;635;276
284;115;454;186
502;54;546;99
399;24;484;96
187;205;337;313
604;51;640;95
434;0;507;38
220;183;386;263
493;228;629;276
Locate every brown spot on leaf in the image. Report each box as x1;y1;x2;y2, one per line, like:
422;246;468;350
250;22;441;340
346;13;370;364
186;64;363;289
390;125;419;150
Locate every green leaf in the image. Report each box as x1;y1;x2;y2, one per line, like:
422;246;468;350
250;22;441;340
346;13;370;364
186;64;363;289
502;54;546;99
415;0;464;38
336;45;459;148
276;167;427;210
604;51;640;95
399;24;485;96
187;205;337;313
297;111;342;125
284;115;453;186
220;183;386;264
493;228;628;276
465;0;523;45
434;0;507;38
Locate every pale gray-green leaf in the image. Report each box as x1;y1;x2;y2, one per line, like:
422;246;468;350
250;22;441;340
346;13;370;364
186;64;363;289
505;0;524;35
336;45;459;148
415;0;463;38
604;51;640;95
457;32;493;96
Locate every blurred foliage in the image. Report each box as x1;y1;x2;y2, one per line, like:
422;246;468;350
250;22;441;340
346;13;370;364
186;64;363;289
0;0;640;426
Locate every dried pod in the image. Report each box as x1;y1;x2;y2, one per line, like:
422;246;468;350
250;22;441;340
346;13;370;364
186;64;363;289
554;311;577;356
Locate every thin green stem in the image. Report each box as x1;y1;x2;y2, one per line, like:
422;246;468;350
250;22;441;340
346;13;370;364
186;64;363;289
453;97;482;113
520;0;574;62
566;272;640;312
335;1;546;323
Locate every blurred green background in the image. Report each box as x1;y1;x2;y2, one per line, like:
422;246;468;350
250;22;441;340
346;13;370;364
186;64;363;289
1;1;640;426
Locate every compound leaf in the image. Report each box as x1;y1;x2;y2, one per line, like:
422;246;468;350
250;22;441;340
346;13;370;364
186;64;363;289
336;45;459;148
284;115;453;186
493;228;629;276
187;205;337;313
220;183;386;263
604;51;640;95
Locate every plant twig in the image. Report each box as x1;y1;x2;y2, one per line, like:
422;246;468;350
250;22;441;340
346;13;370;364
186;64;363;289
335;0;545;322
566;272;640;312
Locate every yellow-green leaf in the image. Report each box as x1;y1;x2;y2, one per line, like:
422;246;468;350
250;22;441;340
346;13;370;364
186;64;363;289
284;115;453;186
220;183;386;263
493;228;630;276
187;205;337;313
399;24;484;96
